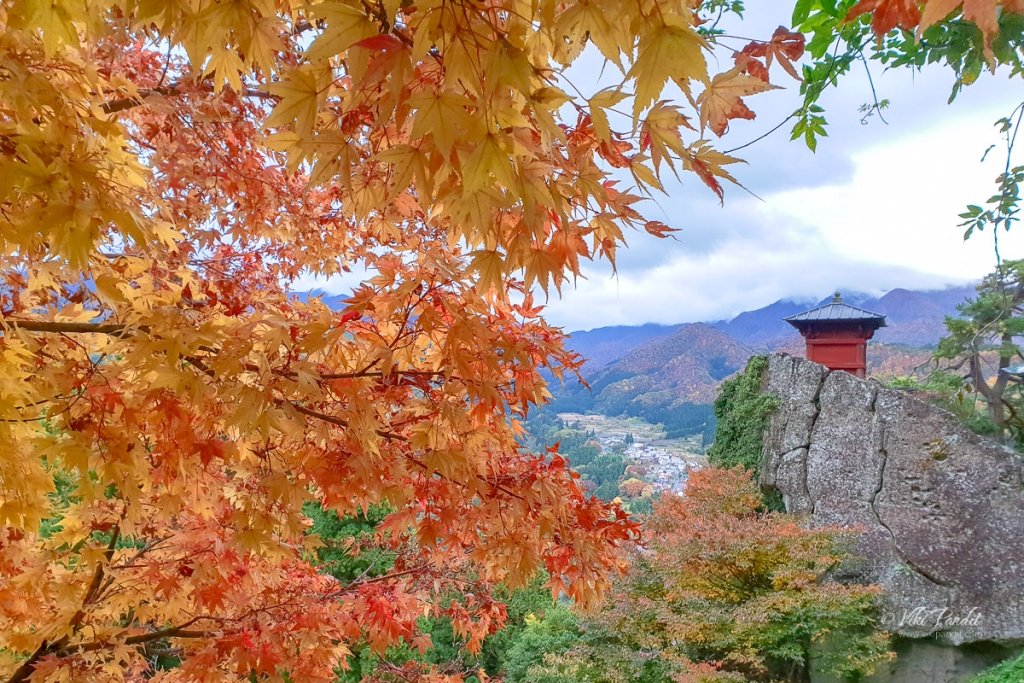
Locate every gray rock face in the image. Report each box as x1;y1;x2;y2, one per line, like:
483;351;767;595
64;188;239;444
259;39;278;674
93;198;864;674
761;354;1024;644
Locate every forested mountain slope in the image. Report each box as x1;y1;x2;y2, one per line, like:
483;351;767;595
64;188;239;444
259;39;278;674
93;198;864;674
547;285;974;436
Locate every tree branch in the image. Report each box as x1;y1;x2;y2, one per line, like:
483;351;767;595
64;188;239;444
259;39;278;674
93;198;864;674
101;84;277;115
5;521;124;683
3;319;136;336
51;618;213;656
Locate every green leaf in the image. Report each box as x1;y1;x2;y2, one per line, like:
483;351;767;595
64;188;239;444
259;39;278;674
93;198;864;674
792;0;816;26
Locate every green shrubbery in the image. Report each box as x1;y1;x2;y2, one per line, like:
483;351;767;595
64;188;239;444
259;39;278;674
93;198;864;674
308;501;565;682
707;355;779;476
969;652;1024;683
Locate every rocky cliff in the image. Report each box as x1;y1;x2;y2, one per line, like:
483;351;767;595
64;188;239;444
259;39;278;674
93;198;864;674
760;354;1024;646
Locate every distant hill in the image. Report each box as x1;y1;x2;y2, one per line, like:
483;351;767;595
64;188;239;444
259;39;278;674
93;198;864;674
871;285;975;347
710;298;815;349
704;285;976;352
594;323;753;404
565;323;683;370
551;324;754;439
548;284;977;437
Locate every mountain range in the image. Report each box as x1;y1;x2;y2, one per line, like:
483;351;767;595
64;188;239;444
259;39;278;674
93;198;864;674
298;282;978;437
566;284;975;370
549;284;976;436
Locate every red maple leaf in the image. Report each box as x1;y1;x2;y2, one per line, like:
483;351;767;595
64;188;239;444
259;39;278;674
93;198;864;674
847;0;922;37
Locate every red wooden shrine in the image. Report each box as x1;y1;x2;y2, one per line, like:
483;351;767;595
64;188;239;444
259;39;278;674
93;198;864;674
784;292;887;379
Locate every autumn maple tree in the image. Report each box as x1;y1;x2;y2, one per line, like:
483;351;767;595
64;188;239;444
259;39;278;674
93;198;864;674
0;0;1019;681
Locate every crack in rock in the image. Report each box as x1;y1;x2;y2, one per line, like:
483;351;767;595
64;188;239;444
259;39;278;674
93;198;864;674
800;368;828;516
868;424;951;591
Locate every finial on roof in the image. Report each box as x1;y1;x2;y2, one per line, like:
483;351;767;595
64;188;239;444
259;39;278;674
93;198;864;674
832;291;842;304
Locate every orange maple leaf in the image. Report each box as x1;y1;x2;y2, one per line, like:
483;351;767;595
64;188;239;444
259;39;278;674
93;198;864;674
683;143;742;203
697;66;777;137
644;220;679;239
739;27;806;80
734;52;770;82
847;0;923;36
920;0;1013;44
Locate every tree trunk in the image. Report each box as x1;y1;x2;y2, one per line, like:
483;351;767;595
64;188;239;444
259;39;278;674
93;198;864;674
969;352;1006;443
989;331;1015;444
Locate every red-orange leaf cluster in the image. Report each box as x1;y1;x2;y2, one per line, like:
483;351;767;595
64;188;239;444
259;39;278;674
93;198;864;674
737;26;806;82
847;0;1024;57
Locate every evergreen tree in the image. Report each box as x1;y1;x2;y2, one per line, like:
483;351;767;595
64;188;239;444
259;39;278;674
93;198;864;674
937;260;1024;444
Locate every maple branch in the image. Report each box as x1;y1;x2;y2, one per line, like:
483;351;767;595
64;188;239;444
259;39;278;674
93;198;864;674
5;320;446;383
231;359;447;381
80;520;124;610
100;83;277;115
290;402;529;502
5;641;51;683
100;84;182;114
5;522;124;683
316;368;451;381
3;319;135;336
288;402;408;442
329;564;432;598
49;618;215;658
9;613;242;676
8;316;452;382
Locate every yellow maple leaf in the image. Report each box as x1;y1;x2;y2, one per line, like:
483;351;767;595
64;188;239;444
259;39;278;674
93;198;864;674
203;46;245;93
264;66;331;136
461;132;515;193
244;16;287;75
469;249;506;293
589;89;628;143
628;16;707;119
409;90;476;155
307;1;378;62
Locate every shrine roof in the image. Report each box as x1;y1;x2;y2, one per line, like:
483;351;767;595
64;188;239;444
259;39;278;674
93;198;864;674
784;292;887;328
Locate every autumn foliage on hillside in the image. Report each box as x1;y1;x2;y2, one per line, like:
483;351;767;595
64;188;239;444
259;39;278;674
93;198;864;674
639;469;891;680
519;468;892;682
0;0;1017;681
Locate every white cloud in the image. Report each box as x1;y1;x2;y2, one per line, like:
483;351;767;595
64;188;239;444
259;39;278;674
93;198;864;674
539;59;1024;330
544;227;958;332
765;107;1024;281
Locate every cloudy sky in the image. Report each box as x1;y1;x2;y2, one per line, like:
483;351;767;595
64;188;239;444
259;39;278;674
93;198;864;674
541;4;1024;331
300;4;1024;332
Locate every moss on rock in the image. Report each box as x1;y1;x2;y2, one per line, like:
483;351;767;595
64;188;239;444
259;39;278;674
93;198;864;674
707;355;778;477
